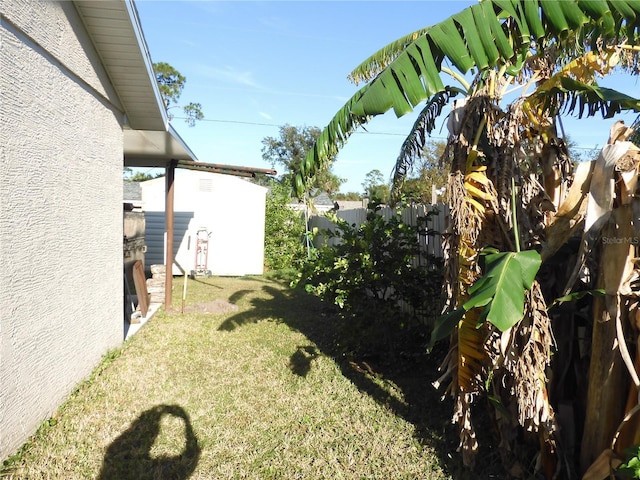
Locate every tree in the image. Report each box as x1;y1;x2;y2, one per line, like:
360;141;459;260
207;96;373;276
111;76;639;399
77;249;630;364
333;192;362;201
153;62;203;127
261;125;344;197
294;204;443;357
263;181;307;271
395;139;449;204
123;171;164;182
566;134;600;163
361;169;390;203
294;2;640;477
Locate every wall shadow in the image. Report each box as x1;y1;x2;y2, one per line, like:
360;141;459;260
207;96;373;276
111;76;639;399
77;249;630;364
217;282;506;479
144;211;195;274
98;404;200;480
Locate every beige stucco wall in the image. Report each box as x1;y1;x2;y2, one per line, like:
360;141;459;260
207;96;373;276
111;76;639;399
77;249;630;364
0;1;125;460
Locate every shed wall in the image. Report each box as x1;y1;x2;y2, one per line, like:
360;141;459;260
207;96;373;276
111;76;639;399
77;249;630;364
0;1;124;460
141;171;267;276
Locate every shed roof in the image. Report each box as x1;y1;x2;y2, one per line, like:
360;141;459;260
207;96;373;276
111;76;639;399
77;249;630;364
74;0;197;166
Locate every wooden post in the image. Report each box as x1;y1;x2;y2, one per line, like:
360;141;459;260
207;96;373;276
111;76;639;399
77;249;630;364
164;160;177;310
132;260;149;317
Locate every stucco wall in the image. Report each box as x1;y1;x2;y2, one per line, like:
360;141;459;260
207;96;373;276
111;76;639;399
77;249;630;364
0;1;124;460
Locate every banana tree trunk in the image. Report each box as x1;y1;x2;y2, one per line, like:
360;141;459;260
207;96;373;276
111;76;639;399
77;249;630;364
540;140;564;211
580;206;634;472
580;293;627;472
617;333;640;451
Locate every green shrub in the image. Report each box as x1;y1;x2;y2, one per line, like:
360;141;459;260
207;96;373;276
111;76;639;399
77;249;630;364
294;203;444;358
264;183;307;272
618;445;640;478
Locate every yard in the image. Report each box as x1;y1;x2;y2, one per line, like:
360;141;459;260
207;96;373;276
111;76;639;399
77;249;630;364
1;275;505;479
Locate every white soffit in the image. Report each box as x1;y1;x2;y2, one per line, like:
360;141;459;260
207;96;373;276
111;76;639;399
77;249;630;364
124;126;197;167
74;0;166;131
74;0;197;165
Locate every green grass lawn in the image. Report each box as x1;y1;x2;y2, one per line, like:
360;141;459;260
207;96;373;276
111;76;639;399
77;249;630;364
1;275;505;479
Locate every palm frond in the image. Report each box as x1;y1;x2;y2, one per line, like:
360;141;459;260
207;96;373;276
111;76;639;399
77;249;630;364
295;0;640;195
547;77;640;118
521;49;640;123
293;85;371;195
348;29;433;85
390;88;461;201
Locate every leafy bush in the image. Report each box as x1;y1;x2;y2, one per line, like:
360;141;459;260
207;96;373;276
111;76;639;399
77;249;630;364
618;446;640;478
264;182;307;272
294;203;444;358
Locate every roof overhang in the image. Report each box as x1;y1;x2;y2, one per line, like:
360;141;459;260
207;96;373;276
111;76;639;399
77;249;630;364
74;0;198;166
124;124;198;167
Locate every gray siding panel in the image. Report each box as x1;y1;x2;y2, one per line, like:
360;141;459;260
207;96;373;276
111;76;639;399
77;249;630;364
144;212;195;274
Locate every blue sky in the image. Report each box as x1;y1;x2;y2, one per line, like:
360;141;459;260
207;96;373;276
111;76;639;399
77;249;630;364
135;0;638;194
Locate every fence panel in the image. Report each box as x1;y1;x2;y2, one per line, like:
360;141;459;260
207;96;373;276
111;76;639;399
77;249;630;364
308;204;448;258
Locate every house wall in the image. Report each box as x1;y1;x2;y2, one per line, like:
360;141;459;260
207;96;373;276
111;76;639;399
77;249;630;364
0;1;124;460
141;171;267;276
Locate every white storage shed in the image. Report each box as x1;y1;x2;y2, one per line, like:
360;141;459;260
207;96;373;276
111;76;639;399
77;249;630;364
141;170;267;276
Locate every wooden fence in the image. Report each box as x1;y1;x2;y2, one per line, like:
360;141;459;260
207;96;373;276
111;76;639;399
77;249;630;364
308;203;449;260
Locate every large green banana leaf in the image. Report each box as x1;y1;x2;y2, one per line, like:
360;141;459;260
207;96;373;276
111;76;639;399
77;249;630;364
428;249;542;349
295;0;640;196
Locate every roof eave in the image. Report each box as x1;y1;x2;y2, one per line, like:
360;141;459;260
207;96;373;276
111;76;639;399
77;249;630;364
123;124;198;167
74;0;198;165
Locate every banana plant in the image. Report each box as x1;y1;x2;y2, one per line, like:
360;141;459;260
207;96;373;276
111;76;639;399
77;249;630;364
429;248;542;346
295;0;640;197
295;0;640;476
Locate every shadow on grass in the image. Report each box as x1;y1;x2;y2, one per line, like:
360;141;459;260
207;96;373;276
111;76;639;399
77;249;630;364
218;282;507;479
228;289;254;304
98;404;200;480
217;285;294;332
289;345;319;377
189;277;224;290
